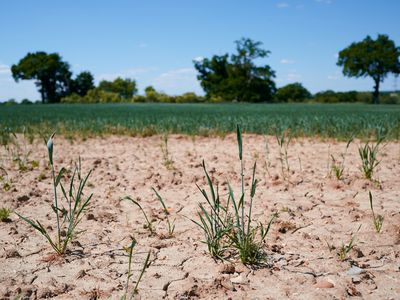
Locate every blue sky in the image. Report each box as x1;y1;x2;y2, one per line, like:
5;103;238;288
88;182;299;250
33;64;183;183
1;0;399;100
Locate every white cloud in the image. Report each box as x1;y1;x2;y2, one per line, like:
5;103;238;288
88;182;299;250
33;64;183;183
152;67;202;94
193;56;204;62
0;64;11;74
280;58;295;64
276;70;302;83
315;0;332;4
276;2;289;8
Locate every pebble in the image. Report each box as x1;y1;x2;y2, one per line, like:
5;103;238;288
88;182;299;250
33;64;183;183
314;280;334;288
219;263;235;274
351;276;362;284
230;275;247;285
5;249;21;258
347;266;365;276
17;195;30;202
220;277;235;291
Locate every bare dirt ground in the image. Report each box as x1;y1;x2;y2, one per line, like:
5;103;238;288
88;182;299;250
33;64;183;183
1;134;399;299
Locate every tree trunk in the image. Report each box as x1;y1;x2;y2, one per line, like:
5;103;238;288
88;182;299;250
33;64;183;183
373;77;380;104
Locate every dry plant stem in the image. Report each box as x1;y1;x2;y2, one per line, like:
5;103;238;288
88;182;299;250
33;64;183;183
276;131;292;180
152;188;175;235
369;191;384;233
331;137;353;180
263;136;271;177
48;134;62;246
122;196;154;234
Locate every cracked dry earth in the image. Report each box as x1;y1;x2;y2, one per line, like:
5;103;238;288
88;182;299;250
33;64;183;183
1;134;400;299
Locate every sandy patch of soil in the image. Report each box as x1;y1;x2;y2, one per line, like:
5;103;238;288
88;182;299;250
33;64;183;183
1;134;399;299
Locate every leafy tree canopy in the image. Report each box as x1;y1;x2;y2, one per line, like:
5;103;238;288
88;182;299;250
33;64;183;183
11;52;72;103
194;38;276;102
71;71;95;96
98;77;137;99
337;34;400;104
275;82;311;102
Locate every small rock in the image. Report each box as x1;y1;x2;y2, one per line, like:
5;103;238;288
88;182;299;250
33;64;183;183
230;275;247;285
219;263;235;274
17;195;30;202
347;266;365;276
352;276;362;284
93;159;102;165
234;263;248;274
353;247;364;258
5;249;21;258
37;287;55;298
221;278;235;291
151;240;167;249
76;270;87;279
347;284;361;296
86;213;97;221
9;227;18;235
314;280;334;288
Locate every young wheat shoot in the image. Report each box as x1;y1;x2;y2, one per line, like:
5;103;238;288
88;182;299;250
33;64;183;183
16;134;93;255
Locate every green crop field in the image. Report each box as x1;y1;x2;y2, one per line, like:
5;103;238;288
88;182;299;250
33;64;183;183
1;103;399;140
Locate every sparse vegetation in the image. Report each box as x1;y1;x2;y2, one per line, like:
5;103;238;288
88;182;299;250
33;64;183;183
358;139;382;180
122;196;154;234
192;160;233;259
121;238;151;300
0;207;11;222
337;225;361;261
161;134;174;170
193;125;276;265
276;130;292;180
153;188;176;237
16;134;93;255
330;137;353;180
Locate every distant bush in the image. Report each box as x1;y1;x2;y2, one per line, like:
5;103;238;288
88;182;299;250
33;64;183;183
3;99;18;106
20;98;33;105
132;86;204;103
175;92;205;103
62;86;205;104
62;89;123;103
356;92;373;103
313;90;399;104
275;83;311;102
314;90;359;103
98;77;137;99
381;92;400;104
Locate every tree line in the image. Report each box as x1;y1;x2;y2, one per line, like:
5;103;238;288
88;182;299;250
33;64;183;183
9;34;400;104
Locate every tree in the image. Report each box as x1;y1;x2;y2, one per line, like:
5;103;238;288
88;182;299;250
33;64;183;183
275;83;311;102
98;77;137;99
11;52;72;103
337;34;400;104
194;38;276;102
71;71;95;96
